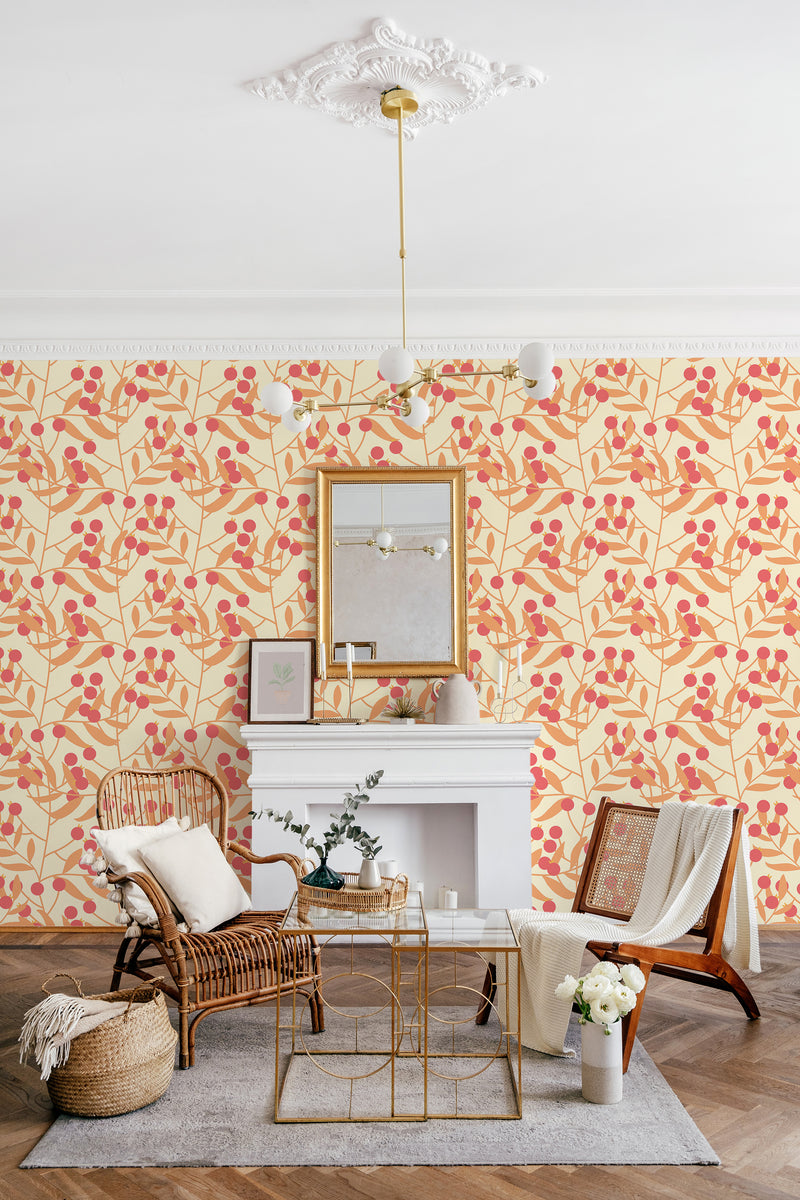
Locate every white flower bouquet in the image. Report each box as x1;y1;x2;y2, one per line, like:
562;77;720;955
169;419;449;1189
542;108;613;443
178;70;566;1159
555;961;646;1034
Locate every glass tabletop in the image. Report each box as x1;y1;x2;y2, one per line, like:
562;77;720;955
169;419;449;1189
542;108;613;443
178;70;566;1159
280;895;518;948
281;892;427;934
424;907;518;950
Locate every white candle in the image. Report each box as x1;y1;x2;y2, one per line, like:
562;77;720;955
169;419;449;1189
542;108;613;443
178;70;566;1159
516;644;523;682
319;642;327;680
444;888;458;910
346;641;353;679
497;658;504;695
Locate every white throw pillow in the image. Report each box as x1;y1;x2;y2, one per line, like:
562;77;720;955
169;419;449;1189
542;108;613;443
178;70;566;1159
139;824;252;934
92;818;184;926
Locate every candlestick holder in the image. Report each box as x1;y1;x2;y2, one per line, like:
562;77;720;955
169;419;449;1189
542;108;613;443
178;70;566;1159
506;678;526;720
308;676;366;724
490;681;506;723
313;676;331;719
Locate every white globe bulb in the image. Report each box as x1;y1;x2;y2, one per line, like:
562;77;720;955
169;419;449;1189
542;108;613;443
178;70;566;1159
281;407;311;432
375;547;389;562
401;393;430;430
431;551;443;561
378;346;415;386
523;371;556;400
518;341;555;381
432;536;449;555
375;529;393;549
259;380;293;416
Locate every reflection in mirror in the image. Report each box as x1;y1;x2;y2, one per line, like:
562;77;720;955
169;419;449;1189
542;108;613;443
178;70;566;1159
316;467;466;678
332;641;376;662
333;481;451;661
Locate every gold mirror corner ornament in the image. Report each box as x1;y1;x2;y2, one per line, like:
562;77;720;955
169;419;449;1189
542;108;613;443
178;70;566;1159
316;465;467;679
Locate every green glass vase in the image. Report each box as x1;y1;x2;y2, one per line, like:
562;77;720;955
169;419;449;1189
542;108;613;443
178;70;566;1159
301;857;345;890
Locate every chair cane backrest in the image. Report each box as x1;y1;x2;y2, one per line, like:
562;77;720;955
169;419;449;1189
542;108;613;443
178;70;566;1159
574;800;660;920
95;766;230;850
573;796;743;940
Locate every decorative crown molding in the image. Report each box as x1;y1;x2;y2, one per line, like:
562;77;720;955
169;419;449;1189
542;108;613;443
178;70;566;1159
2;338;799;360
249;17;546;137
2;288;799;358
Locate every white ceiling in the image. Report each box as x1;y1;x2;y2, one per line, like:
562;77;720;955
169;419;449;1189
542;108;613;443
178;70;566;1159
3;0;800;350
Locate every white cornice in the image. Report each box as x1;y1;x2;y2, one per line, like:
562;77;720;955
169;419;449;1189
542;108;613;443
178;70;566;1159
2;338;800;358
1;289;799;357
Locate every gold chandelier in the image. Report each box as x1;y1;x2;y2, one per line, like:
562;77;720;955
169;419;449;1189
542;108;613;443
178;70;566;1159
258;87;555;431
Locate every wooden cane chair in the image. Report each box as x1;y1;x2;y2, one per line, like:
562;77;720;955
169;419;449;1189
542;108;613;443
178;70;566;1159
478;796;759;1071
95;765;323;1068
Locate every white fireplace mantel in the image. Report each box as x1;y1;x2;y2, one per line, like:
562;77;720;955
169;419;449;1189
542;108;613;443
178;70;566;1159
240;722;541;911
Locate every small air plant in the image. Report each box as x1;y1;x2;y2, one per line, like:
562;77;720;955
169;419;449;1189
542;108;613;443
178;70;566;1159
384;695;424;721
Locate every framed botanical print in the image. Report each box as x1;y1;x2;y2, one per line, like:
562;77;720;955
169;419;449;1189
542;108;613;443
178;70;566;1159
247;638;315;723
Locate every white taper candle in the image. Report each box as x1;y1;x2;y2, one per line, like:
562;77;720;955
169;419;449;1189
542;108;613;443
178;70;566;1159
516;644;523;682
319;642;327;680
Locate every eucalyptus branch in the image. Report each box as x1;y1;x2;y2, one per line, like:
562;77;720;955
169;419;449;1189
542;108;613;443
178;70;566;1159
250;769;384;863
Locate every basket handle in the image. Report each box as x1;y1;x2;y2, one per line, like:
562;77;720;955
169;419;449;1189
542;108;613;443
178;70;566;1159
122;977;166;1018
41;973;85;998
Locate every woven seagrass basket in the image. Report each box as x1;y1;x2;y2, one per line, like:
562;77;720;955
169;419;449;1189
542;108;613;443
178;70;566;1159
297;872;408;922
43;975;177;1118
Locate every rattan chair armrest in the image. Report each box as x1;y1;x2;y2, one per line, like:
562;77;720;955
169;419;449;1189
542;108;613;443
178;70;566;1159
227;842;304;882
106;868;175;920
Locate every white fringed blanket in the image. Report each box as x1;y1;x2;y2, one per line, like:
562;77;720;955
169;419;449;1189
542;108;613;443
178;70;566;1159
507;801;761;1056
19;993;128;1080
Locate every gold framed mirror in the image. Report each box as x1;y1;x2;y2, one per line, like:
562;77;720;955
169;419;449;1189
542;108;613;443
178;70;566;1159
316;466;467;678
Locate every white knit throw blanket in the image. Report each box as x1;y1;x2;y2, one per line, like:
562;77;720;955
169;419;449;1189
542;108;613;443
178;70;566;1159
505;801;761;1057
19;994;129;1081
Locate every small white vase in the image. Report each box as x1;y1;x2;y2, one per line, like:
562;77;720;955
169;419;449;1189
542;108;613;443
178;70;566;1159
358;858;382;890
432;674;481;724
580;1019;623;1104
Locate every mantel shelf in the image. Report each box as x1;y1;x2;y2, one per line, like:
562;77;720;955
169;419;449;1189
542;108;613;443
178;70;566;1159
240;722;542;749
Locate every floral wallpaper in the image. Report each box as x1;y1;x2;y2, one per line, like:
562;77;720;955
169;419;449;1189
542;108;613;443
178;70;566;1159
0;354;797;928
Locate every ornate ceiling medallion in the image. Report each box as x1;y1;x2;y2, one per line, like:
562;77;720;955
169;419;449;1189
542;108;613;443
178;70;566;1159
249;17;547;138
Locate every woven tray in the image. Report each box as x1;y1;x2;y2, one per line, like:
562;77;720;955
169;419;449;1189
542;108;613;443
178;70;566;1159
297;872;408;920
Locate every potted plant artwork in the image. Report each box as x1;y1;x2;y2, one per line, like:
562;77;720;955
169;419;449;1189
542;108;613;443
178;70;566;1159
268;661;295;706
250;770;384;890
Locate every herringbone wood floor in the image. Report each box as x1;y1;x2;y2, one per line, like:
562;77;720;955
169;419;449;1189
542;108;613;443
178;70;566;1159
1;930;797;1200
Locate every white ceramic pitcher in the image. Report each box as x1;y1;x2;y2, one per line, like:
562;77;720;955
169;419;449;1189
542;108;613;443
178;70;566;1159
431;674;482;724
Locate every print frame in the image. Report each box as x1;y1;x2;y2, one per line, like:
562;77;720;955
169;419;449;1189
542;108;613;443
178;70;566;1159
247;638;316;724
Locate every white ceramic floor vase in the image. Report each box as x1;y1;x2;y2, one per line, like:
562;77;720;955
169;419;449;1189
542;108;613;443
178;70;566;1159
580;1019;623;1104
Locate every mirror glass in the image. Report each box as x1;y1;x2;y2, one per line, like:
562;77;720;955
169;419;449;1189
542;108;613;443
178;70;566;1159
316;467;466;677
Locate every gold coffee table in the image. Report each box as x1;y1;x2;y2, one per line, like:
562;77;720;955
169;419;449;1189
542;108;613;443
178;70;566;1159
274;897;521;1122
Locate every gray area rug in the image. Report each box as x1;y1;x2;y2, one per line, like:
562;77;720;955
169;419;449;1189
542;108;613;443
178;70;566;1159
23;1007;718;1167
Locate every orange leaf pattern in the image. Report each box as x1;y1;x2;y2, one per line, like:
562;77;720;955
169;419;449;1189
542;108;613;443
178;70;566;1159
0;355;797;927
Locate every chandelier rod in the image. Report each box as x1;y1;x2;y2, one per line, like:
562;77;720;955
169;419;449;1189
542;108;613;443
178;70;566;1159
397;104;407;350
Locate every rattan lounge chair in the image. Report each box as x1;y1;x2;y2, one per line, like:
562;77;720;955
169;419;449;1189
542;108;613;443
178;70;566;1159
95;764;323;1068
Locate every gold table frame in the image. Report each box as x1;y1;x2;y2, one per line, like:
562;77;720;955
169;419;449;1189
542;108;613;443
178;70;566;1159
275;898;521;1123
